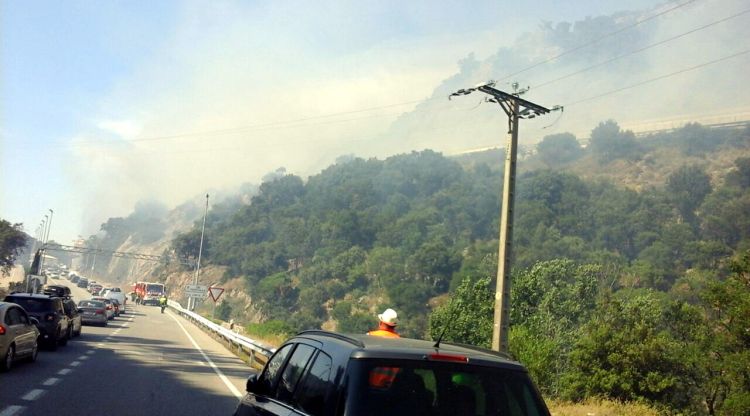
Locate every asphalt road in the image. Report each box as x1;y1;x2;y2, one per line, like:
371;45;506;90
0;278;251;416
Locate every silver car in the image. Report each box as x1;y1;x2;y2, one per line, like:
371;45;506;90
0;302;41;371
77;300;109;326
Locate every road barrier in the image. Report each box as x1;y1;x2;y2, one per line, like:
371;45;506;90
167;300;275;369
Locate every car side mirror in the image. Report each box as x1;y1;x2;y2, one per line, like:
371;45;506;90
245;373;259;393
29;317;40;325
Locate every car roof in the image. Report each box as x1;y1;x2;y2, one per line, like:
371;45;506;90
5;293;56;300
292;330;525;370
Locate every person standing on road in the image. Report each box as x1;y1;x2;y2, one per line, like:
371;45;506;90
159;294;168;313
367;308;400;338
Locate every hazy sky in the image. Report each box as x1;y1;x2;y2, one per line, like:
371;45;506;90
1;0;743;243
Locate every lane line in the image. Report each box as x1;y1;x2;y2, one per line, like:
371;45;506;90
0;406;25;416
70;361;81;367
21;389;45;401
58;368;72;375
166;311;243;398
42;377;60;386
78;356;89;360
86;350;95;355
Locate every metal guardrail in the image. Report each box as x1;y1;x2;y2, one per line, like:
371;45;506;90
167;300;275;369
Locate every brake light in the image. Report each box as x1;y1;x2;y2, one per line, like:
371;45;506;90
0;325;5;335
45;313;56;322
106;306;112;310
428;353;469;363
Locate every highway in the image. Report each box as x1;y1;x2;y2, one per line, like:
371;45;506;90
0;278;253;416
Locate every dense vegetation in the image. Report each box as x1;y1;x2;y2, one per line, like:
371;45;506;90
0;219;27;276
171;121;749;414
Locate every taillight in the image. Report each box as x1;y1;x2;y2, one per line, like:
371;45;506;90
0;324;6;335
45;313;56;322
428;353;469;363
107;306;112;310
96;309;105;315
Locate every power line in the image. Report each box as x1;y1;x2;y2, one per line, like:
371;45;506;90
565;49;750;107
495;0;698;83
533;7;750;90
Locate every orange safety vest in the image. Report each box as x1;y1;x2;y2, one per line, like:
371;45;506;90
369;366;401;389
367;329;400;338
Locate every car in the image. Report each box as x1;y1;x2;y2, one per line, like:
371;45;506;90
62;298;83;337
77;300;108;327
90;297;115;320
234;330;551;416
0;302;40;371
102;288;127;314
110;298;122;317
77;278;89;288
2;293;71;350
90;285;104;296
43;285;72;298
70;275;80;284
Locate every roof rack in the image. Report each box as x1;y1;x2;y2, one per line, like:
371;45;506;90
296;330;365;348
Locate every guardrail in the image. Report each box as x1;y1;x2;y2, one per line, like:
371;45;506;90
167;299;275;369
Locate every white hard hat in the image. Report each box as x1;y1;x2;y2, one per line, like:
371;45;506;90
378;308;398;326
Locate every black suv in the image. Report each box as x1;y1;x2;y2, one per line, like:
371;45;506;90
3;293;71;350
235;331;550;416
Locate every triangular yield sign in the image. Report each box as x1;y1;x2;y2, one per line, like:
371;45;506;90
208;286;224;302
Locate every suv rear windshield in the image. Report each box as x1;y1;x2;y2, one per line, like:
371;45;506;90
346;359;548;416
5;297;52;313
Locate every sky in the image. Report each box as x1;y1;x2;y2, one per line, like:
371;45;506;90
1;0;746;244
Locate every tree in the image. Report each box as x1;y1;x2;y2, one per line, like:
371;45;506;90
0;220;27;276
726;157;750;189
428;277;494;348
588;120;641;164
536;133;583;167
666;165;712;224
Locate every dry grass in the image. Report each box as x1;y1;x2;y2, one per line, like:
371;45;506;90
547;398;662;416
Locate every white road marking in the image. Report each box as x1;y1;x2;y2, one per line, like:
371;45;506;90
57;368;72;375
97;343;105;346
42;377;60;386
86;350;95;355
0;405;25;416
70;361;81;367
78;355;88;360
21;389;45;401
166;311;243;398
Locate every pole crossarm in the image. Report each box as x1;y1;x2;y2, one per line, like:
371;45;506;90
42;243;196;267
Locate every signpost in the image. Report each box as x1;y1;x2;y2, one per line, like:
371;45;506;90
185;284;208;299
208;287;224;302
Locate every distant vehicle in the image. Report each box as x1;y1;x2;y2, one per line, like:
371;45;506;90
90;284;104;296
134;281;147;301
90;297;115;320
235;331;551;416
70;274;80;283
77;300;108;326
110;298;122;317
77;278;89;288
143;283;165;306
102;289;127;314
0;302;40;371
2;293;71;350
61;298;82;337
43;285;72;298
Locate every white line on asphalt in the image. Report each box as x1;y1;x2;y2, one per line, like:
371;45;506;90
0;405;25;416
166;311;243;398
78;355;88;360
70;361;81;367
42;377;60;386
21;389;45;401
58;368;72;375
86;350;95;355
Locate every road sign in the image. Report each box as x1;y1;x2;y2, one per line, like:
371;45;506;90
208;286;224;302
185;284;208;298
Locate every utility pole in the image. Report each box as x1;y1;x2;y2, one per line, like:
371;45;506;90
450;81;554;352
189;194;209;311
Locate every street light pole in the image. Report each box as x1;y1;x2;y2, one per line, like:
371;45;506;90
449;82;554;352
189;194;209;311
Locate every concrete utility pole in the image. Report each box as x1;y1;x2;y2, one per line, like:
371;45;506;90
450;82;553;352
189;194;209;311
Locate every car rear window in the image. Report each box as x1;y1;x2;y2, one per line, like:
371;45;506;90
79;301;105;308
346;359;548;416
4;297;51;313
